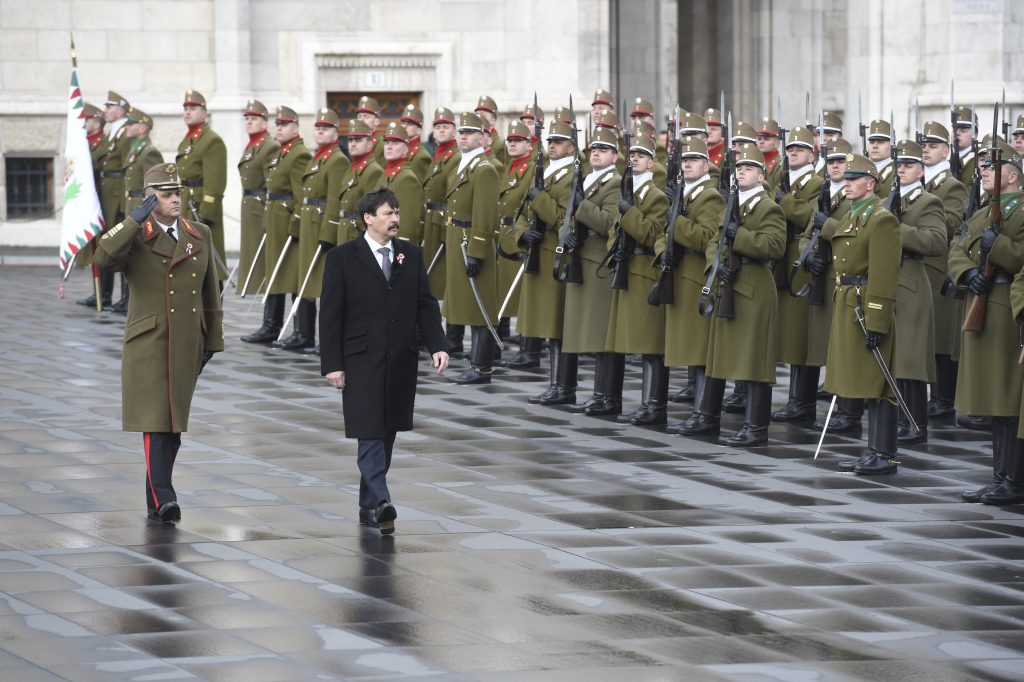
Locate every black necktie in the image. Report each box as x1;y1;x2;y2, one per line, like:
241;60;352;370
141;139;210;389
167;226;177;242
378;247;391;279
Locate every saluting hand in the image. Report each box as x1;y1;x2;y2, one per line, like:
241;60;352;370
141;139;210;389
130;194;158;224
432;351;449;375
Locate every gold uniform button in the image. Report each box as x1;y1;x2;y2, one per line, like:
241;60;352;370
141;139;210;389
192;290;197;295
170;308;175;313
192;257;197;261
192;308;197;313
192;273;197;278
169;290;175;295
169;274;174;278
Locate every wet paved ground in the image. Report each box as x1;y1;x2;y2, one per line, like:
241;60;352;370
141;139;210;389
1;263;1023;682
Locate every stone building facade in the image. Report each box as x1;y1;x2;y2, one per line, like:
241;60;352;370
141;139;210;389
0;0;1019;251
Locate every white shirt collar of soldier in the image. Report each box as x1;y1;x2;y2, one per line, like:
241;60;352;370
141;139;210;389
789;164;813;186
363;231;392;267
900;180;924;192
830;180;845;198
155;218;178;238
108;117;127;139
456;146;485;174
738;186;763;205
684;174;711;198
583;166;612;192
632;171;654;191
543;156;574;180
873;158;892;172
924;159;950;185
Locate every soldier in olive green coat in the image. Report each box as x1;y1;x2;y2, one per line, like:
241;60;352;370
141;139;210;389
262;107;312;343
444;112;501;385
950;141;1024;506
176;90;228;281
475;96;506;166
890;140;948;444
422;108;461;310
236;99;279;301
400;105;433;183
335;119;384;247
380;122;424;246
678;145;786;446
566;127;624;415
920;121;969;417
96;91;132;308
353;96;387;167
657;136;723;430
867;120;897;198
757;118;784;193
606;130;670;425
1003;265;1024;505
772;127;825;424
94;163;223;522
821;155;903;476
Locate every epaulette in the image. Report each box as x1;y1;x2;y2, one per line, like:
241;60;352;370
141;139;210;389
600;171;614;183
691;186;705;201
554;168;568;183
469;157;481;171
798;173;812;188
182;219;201;239
639;184;650;202
1004;197;1023;218
905;187;922;204
880;165;893;181
747;195;761;210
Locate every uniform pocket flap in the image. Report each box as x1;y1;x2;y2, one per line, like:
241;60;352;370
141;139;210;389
125;313;157;343
898;271;916;292
343;340;367;356
345;326;367;340
732;279;755;300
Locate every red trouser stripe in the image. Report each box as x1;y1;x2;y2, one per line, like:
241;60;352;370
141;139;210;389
144;432;160;507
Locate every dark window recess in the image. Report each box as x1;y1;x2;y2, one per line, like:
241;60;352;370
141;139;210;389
6;157;54;218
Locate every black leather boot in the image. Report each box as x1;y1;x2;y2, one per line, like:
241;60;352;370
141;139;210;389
897;380;928;444
772;365;817;422
569;351;605;413
721;381;771;447
855;400;899;475
672;376;724;436
497;317;511;340
928;354;957;417
957;413;991;431
617;355;652;423
631;355;668;425
446;324;466;359
980;426;1024;505
275;299;316;350
98;269;114;309
502;336;542;368
584;353;624;416
530;339;561;403
241;294;285;344
533;342;577;405
839;400;877;472
963;418;1009;502
110;274;129;314
816;397;864;433
454;326;494;384
722;380;747;414
671;366;698;403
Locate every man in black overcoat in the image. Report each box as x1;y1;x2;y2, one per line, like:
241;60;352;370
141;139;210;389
320;188;449;534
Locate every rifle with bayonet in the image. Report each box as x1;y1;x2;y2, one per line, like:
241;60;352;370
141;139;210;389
523;92;546;275
950;80;963;181
883;110;903;223
940;103;982;298
608;105;635;291
717;91;730;197
648;109;684;306
771;115;791;289
665;108;680;198
789;111;831;306
700;113;739;320
962;106;1004;332
858;91;868;155
554;95;584;284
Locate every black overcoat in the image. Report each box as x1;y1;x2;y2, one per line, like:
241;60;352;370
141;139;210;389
320;236;447;438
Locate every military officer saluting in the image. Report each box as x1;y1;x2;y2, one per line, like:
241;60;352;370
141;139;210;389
236;99;280;300
94;163;223;522
822;154;902;475
475;96;505;166
176;90;228;283
381;122;424;245
444;112;500;384
354;96;386;166
336;118;384;248
866;119;896;197
399;105;432;182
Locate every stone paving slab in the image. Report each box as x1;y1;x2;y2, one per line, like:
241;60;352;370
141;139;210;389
0;265;1022;681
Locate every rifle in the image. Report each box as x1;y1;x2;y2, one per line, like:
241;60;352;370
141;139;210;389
883;110;903;224
648;110;684;306
789;109;832;306
950;79;963;181
717;90;730;196
665;108;680;197
523;92;546;274
858;91;868;155
941;104;982;298
700;113;739;319
962;107;1003;332
771;119;791;289
609;105;635;291
554;95;583;283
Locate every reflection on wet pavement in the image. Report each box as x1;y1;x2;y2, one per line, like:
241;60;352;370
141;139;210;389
0;266;1022;681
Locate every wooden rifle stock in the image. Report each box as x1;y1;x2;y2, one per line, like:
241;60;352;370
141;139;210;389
963;155;1002;332
523;109;546;274
611;127;635;291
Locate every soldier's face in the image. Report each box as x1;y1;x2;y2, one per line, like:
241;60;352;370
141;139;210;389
897;161;924;185
476;110;496;127
104;104;125;122
921;142;950;165
731;140;748;152
827;159;847;181
347;136;372;156
314;124;339;146
844;176;874;201
125;122;144;139
706;125;723;144
85;117;103;135
506;138;530;159
458;129;483;153
980;163;1020;193
243;115;267;135
867;138;891;162
681;157;709;182
1013;133;1024;155
182;104;206;126
401;122;421;139
547;139;573;160
755;134;778;153
433;123;456;143
383;139;408;161
274;121;298;143
356;112;379;129
151;189;181;223
735;164;763;190
630;151;654;173
589;146;616;170
592;104;609;117
955;126;973;148
786;146;813;168
364;202;400;243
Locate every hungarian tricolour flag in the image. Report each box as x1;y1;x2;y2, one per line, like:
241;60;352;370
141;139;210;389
58;59;104;271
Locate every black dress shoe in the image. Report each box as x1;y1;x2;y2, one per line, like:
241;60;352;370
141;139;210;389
854;453;899;475
157;500;181;522
146;509;160;521
529;386;558;404
928;398;955;418
721;425;768;447
961;480;1003;503
671;384;695;403
358;507;372;525
897;424;927;444
674;413;720;436
534;387;576;406
240;325;281;344
837;451;876;472
76;294;97;307
979;481;1024;506
371;501;397;534
301;346;320;356
616;406;646;423
631;404;667;426
956;414;991;431
771;401;816;422
273;333;314;351
815;412;862;434
568;395;602;413
722;391;746;414
453;367;491;385
110;298;129;314
500;351;540;369
584;398;622;416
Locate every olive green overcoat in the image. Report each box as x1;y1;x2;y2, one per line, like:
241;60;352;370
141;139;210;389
176;124;228;277
236;131;279;295
297;145;349;300
776;169;824;364
264;138;311;296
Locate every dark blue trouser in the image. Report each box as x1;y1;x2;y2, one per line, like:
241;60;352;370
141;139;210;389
357;432;396;510
144;432;180;511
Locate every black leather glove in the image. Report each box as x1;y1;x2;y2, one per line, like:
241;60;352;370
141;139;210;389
574;178;585;209
319;240;335;252
130;194;158;224
520;229;543;247
563;229;579;252
813;210;829;231
618;197;633;215
718;263;738;284
465;256;482;278
864;331;883;350
527;186;542;201
200;350;215;371
724;214;740;240
980;227;998;252
804;252;827;276
966;268;993;295
775;190;786;204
